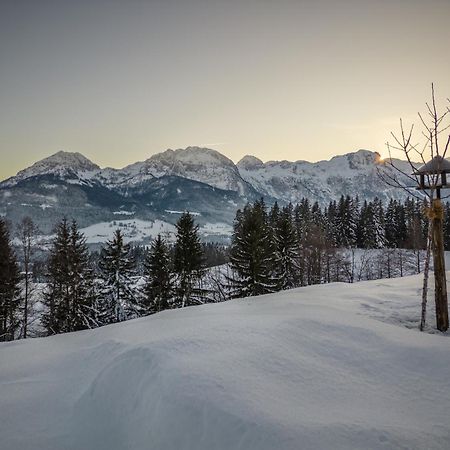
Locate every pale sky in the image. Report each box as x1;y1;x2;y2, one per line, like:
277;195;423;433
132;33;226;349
1;0;450;180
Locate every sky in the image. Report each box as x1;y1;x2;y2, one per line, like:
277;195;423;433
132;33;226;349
1;0;450;180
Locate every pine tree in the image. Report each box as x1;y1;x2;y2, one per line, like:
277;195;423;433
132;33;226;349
173;212;205;307
42;219;97;335
335;195;357;247
373;198;386;248
294;199;312;286
42;218;70;335
0;220;20;341
66;221;98;331
99;229;137;323
229;200;277;297
141;234;173;314
273;205;299;290
385;199;398;247
325;200;338;246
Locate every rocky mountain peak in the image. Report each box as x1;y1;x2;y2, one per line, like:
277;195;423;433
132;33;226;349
237;155;264;170
3;151;100;186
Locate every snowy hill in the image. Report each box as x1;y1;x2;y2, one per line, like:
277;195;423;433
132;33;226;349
1;275;449;450
0;147;414;237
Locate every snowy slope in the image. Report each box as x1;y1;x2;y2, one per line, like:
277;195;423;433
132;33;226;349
1;275;449;450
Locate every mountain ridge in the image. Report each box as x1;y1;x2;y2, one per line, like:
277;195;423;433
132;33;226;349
0;147;412;238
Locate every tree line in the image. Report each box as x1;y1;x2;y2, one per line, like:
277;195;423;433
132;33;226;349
1;194;447;341
0;212;205;341
227;195;446;297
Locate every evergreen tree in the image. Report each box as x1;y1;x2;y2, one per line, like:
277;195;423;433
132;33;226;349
325;200;338;246
0;220;20;341
373;198;386;248
42;219;97;335
42;218;70;335
66;221;98;331
357;199;385;249
335;195;357;247
99;229;137;323
294;198;311;242
385;199;398;247
229;200;277;297
273;205;299;290
141;234;173;314
173;212;205;307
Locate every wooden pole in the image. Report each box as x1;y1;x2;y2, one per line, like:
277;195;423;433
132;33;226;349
431;198;449;332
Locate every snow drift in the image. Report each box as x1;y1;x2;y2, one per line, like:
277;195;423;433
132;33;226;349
1;275;450;450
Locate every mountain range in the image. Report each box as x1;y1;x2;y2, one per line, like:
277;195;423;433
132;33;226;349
0;147;411;242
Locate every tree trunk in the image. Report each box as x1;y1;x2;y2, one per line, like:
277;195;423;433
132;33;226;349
420;221;432;331
23;268;28;339
431;198;449;332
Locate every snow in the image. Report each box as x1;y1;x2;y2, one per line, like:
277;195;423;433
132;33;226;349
199;222;233;236
78;218;234;243
237;149;412;205
80;219;176;244
1;274;450;450
165;209;201;216
2;151;101;186
104;147;249;194
112;211;136;216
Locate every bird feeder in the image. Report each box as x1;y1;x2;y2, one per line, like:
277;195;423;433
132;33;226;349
413;155;450;198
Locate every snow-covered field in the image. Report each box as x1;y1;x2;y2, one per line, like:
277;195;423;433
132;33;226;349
80;219;177;244
1;275;450;450
78;219;231;244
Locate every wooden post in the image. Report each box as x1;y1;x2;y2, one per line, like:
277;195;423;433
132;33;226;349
431;198;449;332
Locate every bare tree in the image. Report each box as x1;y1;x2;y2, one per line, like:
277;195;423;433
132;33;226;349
378;84;450;332
17;217;39;339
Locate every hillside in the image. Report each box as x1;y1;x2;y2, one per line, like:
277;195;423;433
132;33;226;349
1;275;449;450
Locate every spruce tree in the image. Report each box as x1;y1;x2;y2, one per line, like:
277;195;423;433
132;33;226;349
385;199;398;247
0;220;20;341
336;195;357;247
42;218;70;335
99;229;137;323
373;198;386;248
173;212;205;307
66;221;98;331
142;234;173;314
273;205;299;290
42;219;97;335
229;199;277;297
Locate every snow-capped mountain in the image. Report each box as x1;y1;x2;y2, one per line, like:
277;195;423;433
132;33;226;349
237;149;411;205
0;147;412;238
2;151;101;187
112;147;253;195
